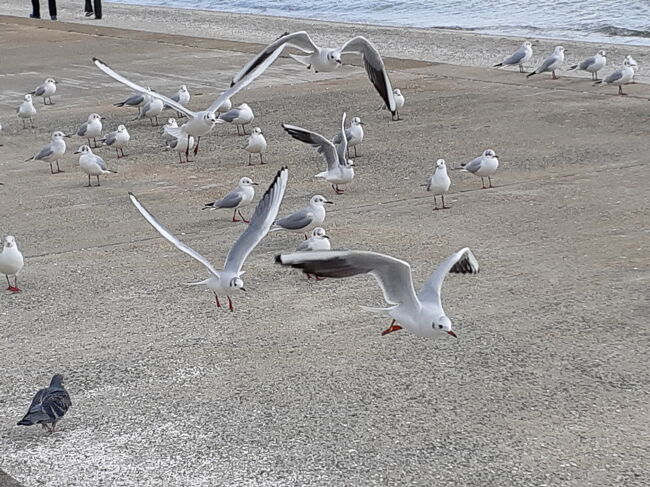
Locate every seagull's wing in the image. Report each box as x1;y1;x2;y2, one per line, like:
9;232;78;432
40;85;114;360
276;250;419;308
103;131;117;146
536;54;558;73
94;155;108;171
33;144;54;161
218;108;240;122
340;36;395;114
76;122;89;137
207;42;285;113
33;85;46;96
579;56;597;70
461;156;483;174
282;123;339;171
223;167;288;275
604;69;624;83
417;248;479;305
336;112;348;164
274;208;315;230
230;31;318;86
93;57;196;118
128;192;220;277
212;190;243;209
503;48;526;65
170;92;181;103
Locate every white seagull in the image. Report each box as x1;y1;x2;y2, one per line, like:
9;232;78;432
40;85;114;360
30;78;57;105
202;177;258;223
332;116;364;158
569;51;607;81
25;131;67;174
272;195;333;236
527;46;566;79
17;94;37;129
74;113;104;148
219;103;255;136
459;149;499;189
162;118;178;143
426;159;451;210
93;48;283;158
129;167;288;311
295;227;331;281
595;65;635;95
133;98;164;126
494;41;533;73
276;247;480;338
100;124;130;158
74;145;117;186
168;84;190;117
0;236;25;293
243;127;267;165
283;112;355;194
114;92;150;109
231;31;399;120
166;133;195;163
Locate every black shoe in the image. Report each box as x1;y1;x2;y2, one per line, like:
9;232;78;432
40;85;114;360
85;11;93;17
50;16;57;20
29;13;41;19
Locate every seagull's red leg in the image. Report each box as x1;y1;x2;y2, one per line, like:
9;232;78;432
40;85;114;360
238;209;250;224
214;293;221;308
381;320;402;336
228;296;234;312
231;209;241;223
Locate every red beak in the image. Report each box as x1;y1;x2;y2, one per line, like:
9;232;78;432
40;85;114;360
447;330;457;338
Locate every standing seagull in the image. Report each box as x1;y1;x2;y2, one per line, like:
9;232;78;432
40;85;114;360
231;31;398;120
74;145;117;187
219;103;255;136
133;98;164;126
25;130;67;174
168;84;190;117
129;167;288;311
392;89;405;120
569;50;606;81
162;118;178;143
295;227;331;280
283;112;355;194
202;177;258;223
426;159;451;210
17;94;37;129
114;92;149;109
93;48;283;158
17;375;71;433
30;78;57;105
527;46;566;79
333;116;364;158
166;134;195;163
272;195;333;236
595;65;635;95
100;124;130;158
243;127;267;165
624;55;639;80
276;247;479;337
0;236;24;293
494;41;533;73
459;149;499;189
74;113;104;148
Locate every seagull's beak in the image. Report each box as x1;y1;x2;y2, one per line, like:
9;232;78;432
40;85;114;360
336;59;342;64
240;287;247;292
447;330;457;338
64;134;72;138
74;150;80;154
323;235;330;239
100;117;106;120
252;182;259;185
325;200;334;204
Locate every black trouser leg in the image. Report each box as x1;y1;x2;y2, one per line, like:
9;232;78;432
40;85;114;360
94;0;102;18
84;0;92;13
48;0;57;17
31;0;41;18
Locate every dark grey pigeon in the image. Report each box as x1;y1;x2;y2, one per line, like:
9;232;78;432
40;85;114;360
17;374;71;433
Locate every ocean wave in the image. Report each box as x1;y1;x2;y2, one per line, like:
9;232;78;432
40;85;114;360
596;25;650;39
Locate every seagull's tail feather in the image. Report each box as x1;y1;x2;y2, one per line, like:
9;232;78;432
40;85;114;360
289;53;311;67
493;63;503;68
360;305;396;314
24;156;35;162
184;278;211;287
569;64;578;70
114;102;126;107
526;71;536;78
594;80;604;86
315;171;328;179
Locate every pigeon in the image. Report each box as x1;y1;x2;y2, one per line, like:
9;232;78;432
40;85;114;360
17;374;71;433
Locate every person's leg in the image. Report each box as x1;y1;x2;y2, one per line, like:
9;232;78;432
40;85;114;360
30;0;41;18
94;0;102;19
85;0;93;14
48;0;57;19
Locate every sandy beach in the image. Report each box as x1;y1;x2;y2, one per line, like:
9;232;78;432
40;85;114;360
0;4;649;487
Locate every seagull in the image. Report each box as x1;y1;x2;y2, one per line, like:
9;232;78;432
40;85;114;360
243;127;267;165
569;50;606;80
100;124;130;158
17;375;71;433
595;65;635;95
459;149;499;189
0;121;3;146
74;145;117;186
133;98;164;126
333;116;364;158
219;103;255;135
17;94;37;128
494;41;533;73
168;84;190;117
114;92;150;108
202;177;258;223
426;159;451;209
283;112;355;194
93;48;283;158
30;77;57;105
392;88;405;120
272;194;333;236
527;46;566;79
295;227;331;280
231;31;399;120
624;55;639;80
166;133;195;163
74;113;104;148
214;98;232;114
162;118;178;143
25;131;67;174
276;247;479;337
129;167;288;311
0;235;24;293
